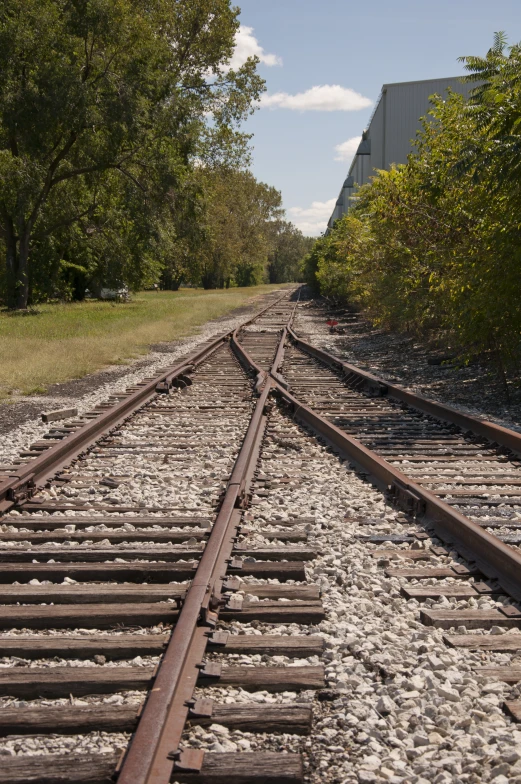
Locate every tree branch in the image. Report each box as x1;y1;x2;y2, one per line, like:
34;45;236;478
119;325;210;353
38;206;96;239
115;165;147;192
26;131;80;231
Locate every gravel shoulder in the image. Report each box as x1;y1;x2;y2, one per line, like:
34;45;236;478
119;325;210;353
295;300;521;433
0;288;287;457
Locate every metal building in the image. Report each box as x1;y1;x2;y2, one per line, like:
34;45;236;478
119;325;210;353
328;76;476;228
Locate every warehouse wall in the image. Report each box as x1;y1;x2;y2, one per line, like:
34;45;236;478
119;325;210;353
328;76;477;229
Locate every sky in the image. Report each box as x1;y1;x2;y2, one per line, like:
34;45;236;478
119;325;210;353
227;0;521;235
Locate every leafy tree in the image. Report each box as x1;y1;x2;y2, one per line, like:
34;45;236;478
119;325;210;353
458;31;521;197
267;221;312;283
0;0;264;308
198;167;283;288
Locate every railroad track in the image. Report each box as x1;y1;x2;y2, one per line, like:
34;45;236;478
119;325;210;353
2;289;521;782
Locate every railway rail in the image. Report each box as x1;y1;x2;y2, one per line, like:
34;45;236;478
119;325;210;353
2;289;521;782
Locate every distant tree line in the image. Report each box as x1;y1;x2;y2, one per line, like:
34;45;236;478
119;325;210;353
0;0;309;308
304;33;521;376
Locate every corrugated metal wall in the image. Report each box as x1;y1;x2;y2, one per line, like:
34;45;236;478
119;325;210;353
328;76;477;230
381;78;475;169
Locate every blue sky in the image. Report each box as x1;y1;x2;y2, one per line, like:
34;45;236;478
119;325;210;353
231;0;521;235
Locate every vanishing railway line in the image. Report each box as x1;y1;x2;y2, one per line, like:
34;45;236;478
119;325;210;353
2;290;521;782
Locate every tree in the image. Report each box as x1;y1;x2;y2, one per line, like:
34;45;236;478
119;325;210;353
0;0;264;308
267;221;312;283
198;167;283;288
458;32;521;198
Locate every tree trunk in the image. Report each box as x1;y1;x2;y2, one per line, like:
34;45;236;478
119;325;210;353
160;268;183;291
170;274;183;291
201;269;216;289
5;227;30;310
17;233;30;308
5;227;17;308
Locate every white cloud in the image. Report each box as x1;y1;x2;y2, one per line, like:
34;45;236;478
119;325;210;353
225;25;282;71
288;198;336;236
260;85;372;112
334;135;362;162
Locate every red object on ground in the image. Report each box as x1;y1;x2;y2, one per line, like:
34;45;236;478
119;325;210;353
326;319;338;327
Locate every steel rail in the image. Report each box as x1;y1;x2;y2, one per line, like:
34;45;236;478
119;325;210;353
0;288;295;517
0;354;206;517
288;327;521;458
116;314;293;783
272;386;521;601
230;321;521;602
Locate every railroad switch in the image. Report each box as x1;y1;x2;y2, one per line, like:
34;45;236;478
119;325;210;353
172;374;193;390
200;607;218;627
390;480;426;516
6;474;35;504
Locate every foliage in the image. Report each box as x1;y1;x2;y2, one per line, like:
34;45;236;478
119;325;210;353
0;0;299;308
267;222;313;284
197;167;282;289
305;33;521;376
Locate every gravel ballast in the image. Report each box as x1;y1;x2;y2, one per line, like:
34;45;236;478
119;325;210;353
2;294;521;783
176;407;521;784
294;300;521;432
0;288;287;456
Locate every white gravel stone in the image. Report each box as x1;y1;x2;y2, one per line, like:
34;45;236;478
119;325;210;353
197;405;521;783
4;299;521;780
0;295;286;464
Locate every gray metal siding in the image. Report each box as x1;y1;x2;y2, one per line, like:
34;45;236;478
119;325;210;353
382;78;475;169
329;76;479;228
368;96;385;173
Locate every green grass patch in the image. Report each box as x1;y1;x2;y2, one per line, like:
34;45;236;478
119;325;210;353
0;285;289;399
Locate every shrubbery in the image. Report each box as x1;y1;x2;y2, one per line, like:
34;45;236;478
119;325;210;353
304;34;521;375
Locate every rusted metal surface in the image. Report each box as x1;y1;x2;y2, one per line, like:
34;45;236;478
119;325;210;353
0;358;193;516
117;359;279;783
118;294;298;781
0;288;301;784
0;290;295;518
274;384;521;599
230;321;521;601
288;327;521;457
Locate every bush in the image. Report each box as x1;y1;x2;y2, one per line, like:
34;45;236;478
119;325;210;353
306;34;521;376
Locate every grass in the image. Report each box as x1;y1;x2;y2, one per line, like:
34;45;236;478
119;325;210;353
0;285;290;399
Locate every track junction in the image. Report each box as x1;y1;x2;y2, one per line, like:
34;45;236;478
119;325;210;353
1;289;521;783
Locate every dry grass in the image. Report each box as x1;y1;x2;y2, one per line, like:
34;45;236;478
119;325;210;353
0;285;289;399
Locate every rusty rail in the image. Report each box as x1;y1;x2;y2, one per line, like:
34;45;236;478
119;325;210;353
0;288;295;517
288;327;521;458
117;341;287;783
230;318;521;602
0;288;298;784
118;295;300;782
272;385;521;602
